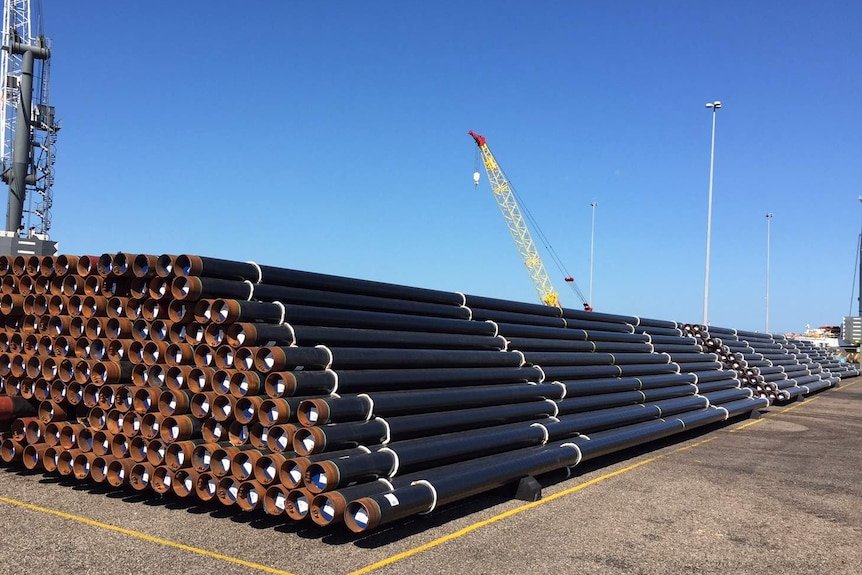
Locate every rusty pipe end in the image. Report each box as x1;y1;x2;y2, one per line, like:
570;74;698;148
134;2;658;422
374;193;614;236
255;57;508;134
231;450;262;480
0;438;24;463
155;254;178;278
225;322;254;347
253;347;284;373
265;423;297;453
297;398;331;427
236;480;263;511
292;426;326;456
172;468;200;497
230;370;262;399
151;467;174;494
305;460;341;494
252;453;286;485
194;472;218;501
279;456;308;489
264;372;298;398
72;452;97;480
310;491;348;526
191;442;222;472
262;484;289;516
173;254;202;277
171;276;203;301
21;443;50;470
210;299;241;325
215;475;240;506
284;488;312;520
233;396;262;425
129;462;156;491
96;253;114;277
345;497;383;533
74;427;93;453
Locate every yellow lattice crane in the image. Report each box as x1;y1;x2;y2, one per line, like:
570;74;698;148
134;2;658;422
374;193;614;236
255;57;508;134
469;130;567;308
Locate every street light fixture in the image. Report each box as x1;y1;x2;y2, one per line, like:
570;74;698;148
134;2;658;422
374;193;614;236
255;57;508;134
765;212;773;333
589;201;597;307
703;100;722;325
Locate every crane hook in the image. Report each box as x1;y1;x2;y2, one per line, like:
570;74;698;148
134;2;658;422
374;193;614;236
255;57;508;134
473;171;481;187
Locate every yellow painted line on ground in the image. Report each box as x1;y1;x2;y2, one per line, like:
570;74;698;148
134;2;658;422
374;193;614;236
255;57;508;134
347;436;718;575
0;495;298;575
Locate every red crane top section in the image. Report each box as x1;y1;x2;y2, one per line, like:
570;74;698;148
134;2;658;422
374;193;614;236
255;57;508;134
468;130;486;147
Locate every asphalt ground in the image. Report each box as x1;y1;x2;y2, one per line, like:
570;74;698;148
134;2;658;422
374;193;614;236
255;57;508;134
1;379;860;575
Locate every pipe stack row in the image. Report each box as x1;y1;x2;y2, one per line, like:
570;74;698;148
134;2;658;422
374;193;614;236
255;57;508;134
0;252;842;534
684;325;857;402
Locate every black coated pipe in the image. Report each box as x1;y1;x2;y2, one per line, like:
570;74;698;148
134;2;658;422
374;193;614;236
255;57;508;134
331;366;544;395
690;369;738;383
255;346;523;373
288;325;508;351
544;395;709;439
721;396;769;417
556;384;697;414
309;478;407;526
344;441;581;532
168;254;465;305
561;307;639;325
634;326;683;337
293;400;558;455
665;353;719;363
298;382;565;425
462;293;562;317
634;316;679;329
305;419;556;493
495;323;647;341
675;361;723;373
702;388;752;405
560;372;696;396
228;321;508;351
472;336;598;353
570;417;686;461
696;379;741;393
279;446;375;489
241;299;493;336
541;362;679;381
650;343;704;354
521;352;667;367
443;307;566;328
215;283;471;320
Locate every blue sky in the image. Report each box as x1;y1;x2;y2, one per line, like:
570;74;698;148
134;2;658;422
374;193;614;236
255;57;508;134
35;1;862;334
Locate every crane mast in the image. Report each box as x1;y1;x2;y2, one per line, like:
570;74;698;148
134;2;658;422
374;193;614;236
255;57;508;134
469;130;561;308
0;0;58;255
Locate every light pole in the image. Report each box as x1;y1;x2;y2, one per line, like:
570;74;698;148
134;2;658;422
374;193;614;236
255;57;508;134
765;212;773;333
858;196;862;317
703;100;722;325
589;201;597;307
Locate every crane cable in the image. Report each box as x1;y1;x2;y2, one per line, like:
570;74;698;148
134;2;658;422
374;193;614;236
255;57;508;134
476;152;589;306
510;177;589;305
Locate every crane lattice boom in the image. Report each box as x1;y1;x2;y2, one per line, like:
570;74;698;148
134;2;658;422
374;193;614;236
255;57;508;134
469;130;560;308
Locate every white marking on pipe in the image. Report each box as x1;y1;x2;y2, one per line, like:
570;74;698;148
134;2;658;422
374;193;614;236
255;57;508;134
413;479;438;514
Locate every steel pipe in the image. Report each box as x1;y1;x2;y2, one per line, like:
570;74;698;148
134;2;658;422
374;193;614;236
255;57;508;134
297;382;564;426
293;400;557;456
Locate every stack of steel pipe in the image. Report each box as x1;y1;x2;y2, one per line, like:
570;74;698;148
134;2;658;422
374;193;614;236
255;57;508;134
296;296;768;531
687;325;854;403
783;337;859;380
0;252;787;533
